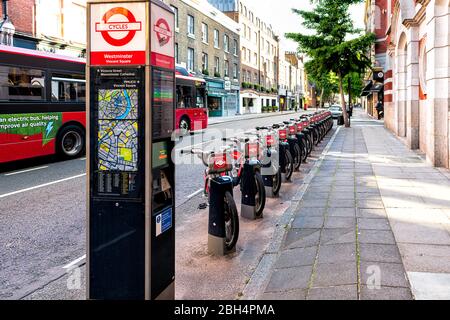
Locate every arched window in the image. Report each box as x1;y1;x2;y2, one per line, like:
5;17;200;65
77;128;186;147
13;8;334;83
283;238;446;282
419;40;427;95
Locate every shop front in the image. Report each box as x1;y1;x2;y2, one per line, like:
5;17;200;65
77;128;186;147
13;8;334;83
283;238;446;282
279;89;287;111
222;80;239;116
206;78;226;117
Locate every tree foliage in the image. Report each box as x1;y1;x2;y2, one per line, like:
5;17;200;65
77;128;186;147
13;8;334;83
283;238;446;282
286;0;374;126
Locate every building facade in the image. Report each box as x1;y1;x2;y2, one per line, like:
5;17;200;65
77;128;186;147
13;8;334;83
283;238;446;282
362;0;389;117
0;0;86;56
279;51;304;111
163;0;241;117
207;0;280;114
365;0;450;169
0;0;34;47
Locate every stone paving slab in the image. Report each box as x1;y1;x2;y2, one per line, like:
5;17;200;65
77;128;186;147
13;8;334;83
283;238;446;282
408;272;450;300
257;112;450;300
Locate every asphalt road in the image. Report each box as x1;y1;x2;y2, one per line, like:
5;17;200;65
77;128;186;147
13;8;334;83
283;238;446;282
0;111;310;299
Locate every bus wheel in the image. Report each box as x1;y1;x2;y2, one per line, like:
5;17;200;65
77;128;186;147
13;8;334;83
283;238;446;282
57;125;85;159
179;117;190;135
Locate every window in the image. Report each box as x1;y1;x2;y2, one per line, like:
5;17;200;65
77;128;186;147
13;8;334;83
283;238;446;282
0;66;46;101
214;57;220;74
247;26;251;40
224;35;229;52
176;85;193;109
201;23;208;43
242;47;246;61
266;41;270;54
233;39;238;55
247;49;251;63
201;52;208;71
214;29;219;48
187;15;195;36
51;73;85;102
224;60;229;77
171;6;179;29
254;32;258;44
254;53;257;65
175;43;179;64
242;23;246;38
233;63;238;79
187;48;194;71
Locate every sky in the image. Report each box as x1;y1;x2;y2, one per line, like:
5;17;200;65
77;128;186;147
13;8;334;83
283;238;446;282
246;0;366;52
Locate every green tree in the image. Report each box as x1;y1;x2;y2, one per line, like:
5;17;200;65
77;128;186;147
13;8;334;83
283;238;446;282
286;0;374;127
343;72;364;105
305;60;339;107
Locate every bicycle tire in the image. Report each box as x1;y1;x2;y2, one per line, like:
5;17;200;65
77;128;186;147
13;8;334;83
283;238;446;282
254;171;266;218
224;191;239;251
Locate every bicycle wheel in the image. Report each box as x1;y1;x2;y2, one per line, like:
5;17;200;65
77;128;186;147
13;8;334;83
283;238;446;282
293;143;301;171
224;191;239;251
284;149;294;181
272;169;282;196
254;171;266;218
307;133;314;154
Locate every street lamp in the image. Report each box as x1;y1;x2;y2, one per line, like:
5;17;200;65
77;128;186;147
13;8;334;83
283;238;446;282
0;0;15;46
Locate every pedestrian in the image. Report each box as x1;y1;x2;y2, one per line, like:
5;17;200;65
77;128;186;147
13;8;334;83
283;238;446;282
376;101;384;120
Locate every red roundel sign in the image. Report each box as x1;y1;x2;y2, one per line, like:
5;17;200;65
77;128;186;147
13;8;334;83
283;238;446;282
95;7;142;47
154;18;172;46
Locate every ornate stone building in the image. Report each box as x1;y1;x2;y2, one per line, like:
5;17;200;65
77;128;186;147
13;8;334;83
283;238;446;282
366;0;450;168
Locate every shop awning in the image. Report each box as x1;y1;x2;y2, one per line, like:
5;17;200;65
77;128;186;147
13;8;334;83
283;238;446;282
360;80;372;97
370;83;384;92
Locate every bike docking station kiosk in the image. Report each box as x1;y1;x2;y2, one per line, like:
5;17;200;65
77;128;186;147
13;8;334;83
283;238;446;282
240;142;262;220
86;0;175;300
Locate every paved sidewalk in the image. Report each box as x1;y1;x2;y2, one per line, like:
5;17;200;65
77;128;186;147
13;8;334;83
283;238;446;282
252;110;450;300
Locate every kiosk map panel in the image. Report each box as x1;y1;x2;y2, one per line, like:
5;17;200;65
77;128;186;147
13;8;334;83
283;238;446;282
91;67;144;198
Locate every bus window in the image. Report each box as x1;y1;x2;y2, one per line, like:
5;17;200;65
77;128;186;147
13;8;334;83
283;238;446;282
196;87;206;109
0;66;45;101
51;73;86;102
177;85;194;109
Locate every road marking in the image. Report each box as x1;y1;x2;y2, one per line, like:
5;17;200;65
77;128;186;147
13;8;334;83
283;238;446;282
79;157;87;161
0;173;86;198
63;254;86;270
187;188;203;199
4;166;49;176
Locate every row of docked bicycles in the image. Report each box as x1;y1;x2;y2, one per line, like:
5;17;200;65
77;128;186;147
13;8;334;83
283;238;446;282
181;110;334;255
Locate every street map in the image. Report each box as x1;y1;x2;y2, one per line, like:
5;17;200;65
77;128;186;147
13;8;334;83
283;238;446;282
98;89;139;171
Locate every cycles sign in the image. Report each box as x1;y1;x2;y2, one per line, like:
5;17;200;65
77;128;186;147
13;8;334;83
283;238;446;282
90;2;146;65
96;7;142;47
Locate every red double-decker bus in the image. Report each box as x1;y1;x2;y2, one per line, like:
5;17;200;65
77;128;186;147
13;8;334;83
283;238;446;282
175;65;208;133
0;45;86;164
0;47;209;164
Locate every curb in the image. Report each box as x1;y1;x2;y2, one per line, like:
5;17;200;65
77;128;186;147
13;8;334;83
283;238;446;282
241;125;342;300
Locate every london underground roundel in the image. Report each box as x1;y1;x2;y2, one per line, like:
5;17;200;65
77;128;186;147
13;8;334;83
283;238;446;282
90;2;146;66
98;7;141;47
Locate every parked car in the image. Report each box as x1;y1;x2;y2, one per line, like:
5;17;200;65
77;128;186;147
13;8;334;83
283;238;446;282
330;105;343;119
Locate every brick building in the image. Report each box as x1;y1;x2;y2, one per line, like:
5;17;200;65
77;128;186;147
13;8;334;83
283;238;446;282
207;0;280;114
365;0;450;169
163;0;241;117
362;0;390;117
0;0;86;57
0;0;34;47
